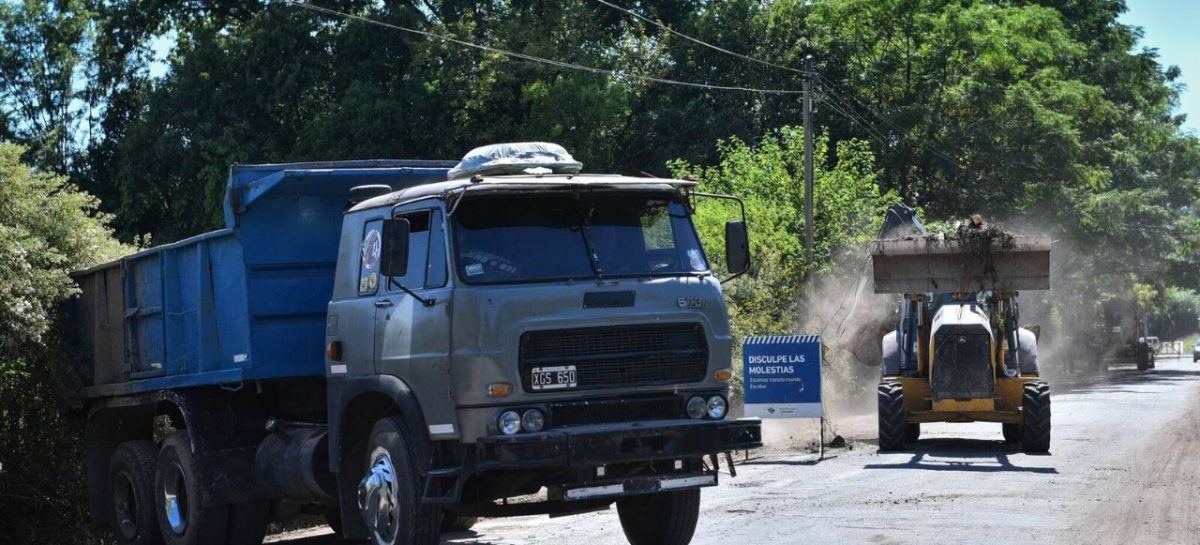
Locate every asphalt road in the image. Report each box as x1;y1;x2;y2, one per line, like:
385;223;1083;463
269;355;1200;545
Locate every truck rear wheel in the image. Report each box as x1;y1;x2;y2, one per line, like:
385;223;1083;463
155;432;230;545
1020;382;1051;453
110;440;164;545
358;417;439;545
877;382;907;451
616;489;700;545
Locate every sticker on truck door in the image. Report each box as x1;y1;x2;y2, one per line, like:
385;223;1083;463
530;365;578;390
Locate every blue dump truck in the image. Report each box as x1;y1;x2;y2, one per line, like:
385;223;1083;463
65;143;762;545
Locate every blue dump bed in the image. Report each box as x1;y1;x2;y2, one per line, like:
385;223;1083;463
66;160;454;399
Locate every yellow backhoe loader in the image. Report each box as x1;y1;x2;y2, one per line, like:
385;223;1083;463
872;208;1052;452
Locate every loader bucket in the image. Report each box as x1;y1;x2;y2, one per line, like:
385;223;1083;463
871;235;1051;294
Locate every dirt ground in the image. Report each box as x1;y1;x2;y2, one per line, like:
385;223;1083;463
269;355;1200;545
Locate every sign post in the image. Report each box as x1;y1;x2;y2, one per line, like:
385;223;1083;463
743;335;824;456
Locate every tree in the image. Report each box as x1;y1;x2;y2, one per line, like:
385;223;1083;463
670;126;900;392
0;142;129;544
0;0;93;173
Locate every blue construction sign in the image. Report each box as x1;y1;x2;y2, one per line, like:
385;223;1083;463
743;335;823;418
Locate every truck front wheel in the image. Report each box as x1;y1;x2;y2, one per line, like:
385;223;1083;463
110;440;163;545
616;489;700;545
358;417;440;545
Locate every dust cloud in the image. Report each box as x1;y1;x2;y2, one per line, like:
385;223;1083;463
759;250;898;449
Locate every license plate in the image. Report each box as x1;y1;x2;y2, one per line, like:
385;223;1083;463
530;365;577;390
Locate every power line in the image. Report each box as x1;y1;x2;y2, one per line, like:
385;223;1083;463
813;93;891;150
591;0;969;172
814;76;965;171
592;0;810;77
289;1;809;95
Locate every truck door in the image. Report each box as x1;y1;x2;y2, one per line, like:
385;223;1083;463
373;207;457;439
329;216;388;376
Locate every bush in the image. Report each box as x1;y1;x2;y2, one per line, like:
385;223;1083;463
0;143;130;544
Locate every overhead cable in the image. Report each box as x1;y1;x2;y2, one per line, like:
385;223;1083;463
592;0;810;77
290;1;809;95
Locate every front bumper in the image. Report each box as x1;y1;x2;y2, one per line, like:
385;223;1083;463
476;418;762;471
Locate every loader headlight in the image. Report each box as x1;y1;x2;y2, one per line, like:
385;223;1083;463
498;410;522;435
706;396;727;419
686;397;708;419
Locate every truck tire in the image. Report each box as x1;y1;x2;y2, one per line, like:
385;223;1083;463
154;432;230;545
110;440;164;545
877;382;907;451
616;489;700;545
1020;382;1051;453
358;417;440;545
440;513;478;533
324;508;344;536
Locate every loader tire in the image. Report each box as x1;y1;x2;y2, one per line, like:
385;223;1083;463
904;423;921;443
1002;423;1021;443
877;382;907;451
1020;381;1051;453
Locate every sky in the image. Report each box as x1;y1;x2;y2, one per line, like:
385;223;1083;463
1120;0;1200;133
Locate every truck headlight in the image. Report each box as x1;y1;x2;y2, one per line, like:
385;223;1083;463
706;396;727;419
521;409;545;432
686;397;707;419
498;410;522;435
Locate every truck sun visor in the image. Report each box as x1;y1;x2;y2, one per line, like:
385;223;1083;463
447;142;583;180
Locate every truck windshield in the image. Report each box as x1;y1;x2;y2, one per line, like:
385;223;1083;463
452;192;709;284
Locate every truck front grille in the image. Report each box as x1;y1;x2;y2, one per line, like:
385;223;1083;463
548;396;684;427
932;327;994;400
519;323;708;392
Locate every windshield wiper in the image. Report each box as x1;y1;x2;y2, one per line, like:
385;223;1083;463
574;194;604;281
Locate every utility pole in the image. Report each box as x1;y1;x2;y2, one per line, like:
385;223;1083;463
803;55;815;266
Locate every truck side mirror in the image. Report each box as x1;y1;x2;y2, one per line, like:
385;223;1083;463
380;218;411;277
725;219;750;275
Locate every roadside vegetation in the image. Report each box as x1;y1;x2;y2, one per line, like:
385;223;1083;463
1;0;1199;542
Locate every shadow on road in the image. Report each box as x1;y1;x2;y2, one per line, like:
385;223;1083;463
273;529;495;545
862;438;1058;474
1047;362;1200;395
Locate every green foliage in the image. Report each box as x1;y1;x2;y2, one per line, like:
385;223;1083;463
0;142;130;544
0;0;1197;532
670;127;899;393
1149;287;1200;341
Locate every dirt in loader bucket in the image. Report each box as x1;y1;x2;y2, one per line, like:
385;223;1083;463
870;216;1051;294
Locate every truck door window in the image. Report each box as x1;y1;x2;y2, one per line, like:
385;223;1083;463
425;209;448;289
359;219;384;296
387;210;431;292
